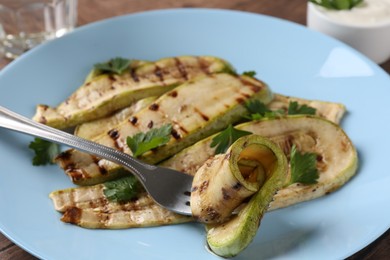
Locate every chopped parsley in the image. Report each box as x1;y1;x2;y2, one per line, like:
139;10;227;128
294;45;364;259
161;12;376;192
94;57;131;75
210;124;252;154
289;145;319;185
287;101;316;115
103;176;139;203
126;124;172;157
244;100;283;120
245;100;316;120
242;71;257;77
29;138;60;166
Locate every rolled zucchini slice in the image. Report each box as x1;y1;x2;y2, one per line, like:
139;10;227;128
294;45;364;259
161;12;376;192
162;115;358;210
191;135;280;223
201;135;288;257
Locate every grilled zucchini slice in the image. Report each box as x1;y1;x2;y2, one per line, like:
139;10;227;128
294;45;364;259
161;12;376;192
162;115;358;210
33;56;234;129
55;73;273;185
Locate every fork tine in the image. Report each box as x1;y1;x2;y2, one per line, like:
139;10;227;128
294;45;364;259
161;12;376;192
138;166;194;215
0;105;194;216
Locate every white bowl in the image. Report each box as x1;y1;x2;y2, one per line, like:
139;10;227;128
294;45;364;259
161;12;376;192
307;2;390;64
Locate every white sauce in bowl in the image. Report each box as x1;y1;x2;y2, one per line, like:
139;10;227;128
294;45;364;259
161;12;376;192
315;0;390;26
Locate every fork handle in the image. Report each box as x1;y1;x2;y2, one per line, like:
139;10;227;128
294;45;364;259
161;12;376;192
0;105;153;183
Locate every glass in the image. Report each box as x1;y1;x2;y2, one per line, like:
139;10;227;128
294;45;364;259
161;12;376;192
0;0;77;59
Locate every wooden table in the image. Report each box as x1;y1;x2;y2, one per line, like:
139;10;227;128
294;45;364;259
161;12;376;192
1;0;389;259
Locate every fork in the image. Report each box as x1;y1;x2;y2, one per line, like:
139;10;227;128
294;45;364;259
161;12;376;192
0;105;193;216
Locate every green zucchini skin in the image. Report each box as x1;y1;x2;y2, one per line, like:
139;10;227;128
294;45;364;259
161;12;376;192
206;135;288;257
162;115;358;210
74;96;157;140
50;116;357;231
55;73;273;185
33;56;235;129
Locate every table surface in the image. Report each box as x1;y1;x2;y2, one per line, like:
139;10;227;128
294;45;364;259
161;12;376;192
1;0;389;259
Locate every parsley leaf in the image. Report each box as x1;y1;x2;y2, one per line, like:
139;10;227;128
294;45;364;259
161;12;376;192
210;125;252;154
289;145;319;185
242;71;257;77
94;57;131;75
287;101;316;115
28;138;60;166
126;124;172;157
309;0;363;10
103;176;140;203
244;100;282;120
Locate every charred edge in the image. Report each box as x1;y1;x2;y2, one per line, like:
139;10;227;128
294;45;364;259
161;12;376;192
175;57;188;80
40;104;49;110
130;68;140;82
147;120;154;129
56;150;73;160
149;103;159;111
129;116;138;125
194;107;209;121
61;207;82;224
154;65;164;83
65;166;85;182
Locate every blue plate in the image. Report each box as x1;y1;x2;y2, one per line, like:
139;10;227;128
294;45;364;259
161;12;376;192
0;8;389;260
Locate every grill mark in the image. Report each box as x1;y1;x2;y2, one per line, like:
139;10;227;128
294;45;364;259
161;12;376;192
222;187;232;200
168;90;178;97
236;97;245;104
149;103;159;111
129;116;138;125
130;68;140;82
154;65;164;82
197;57;210;74
147;120;154;129
239;77;262;93
61;207;82;224
175;57;189;80
232;182;242;190
194;107;209;121
204;206;221;222
108;129;120;139
39;116;47;124
199;180;209;193
107;129;124;152
171;128;181;139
